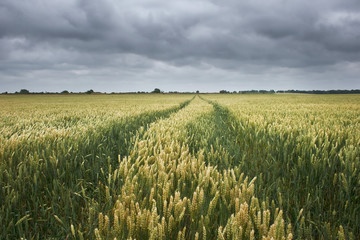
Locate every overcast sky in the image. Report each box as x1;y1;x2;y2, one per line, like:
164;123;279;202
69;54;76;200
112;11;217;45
1;0;360;92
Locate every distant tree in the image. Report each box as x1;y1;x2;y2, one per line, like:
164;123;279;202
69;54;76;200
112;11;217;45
219;90;229;94
19;89;30;94
61;90;69;94
2;91;8;94
196;90;200;94
86;89;94;94
152;88;161;93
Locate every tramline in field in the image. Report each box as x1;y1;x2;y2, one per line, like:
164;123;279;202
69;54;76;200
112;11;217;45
0;94;359;239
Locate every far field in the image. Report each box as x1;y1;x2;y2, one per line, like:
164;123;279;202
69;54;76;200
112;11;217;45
0;94;359;239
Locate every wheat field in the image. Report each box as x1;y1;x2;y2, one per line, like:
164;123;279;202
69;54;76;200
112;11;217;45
1;94;359;239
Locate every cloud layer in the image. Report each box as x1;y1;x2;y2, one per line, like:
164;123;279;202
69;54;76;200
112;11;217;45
1;0;360;92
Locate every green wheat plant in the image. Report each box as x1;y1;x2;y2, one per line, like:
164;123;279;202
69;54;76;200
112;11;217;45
1;93;358;239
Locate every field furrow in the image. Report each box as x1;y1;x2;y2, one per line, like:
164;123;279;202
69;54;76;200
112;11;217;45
1;93;359;239
204;94;360;239
0;95;193;239
93;97;290;240
186;97;244;170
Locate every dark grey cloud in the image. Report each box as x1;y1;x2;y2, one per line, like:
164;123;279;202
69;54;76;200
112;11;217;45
0;0;359;92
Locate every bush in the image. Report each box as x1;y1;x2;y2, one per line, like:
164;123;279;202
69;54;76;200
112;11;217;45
19;89;30;94
152;88;161;93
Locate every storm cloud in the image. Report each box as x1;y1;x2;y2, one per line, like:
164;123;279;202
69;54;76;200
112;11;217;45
1;0;359;92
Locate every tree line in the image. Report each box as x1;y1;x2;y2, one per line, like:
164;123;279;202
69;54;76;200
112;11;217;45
220;89;360;94
276;89;360;94
2;88;360;95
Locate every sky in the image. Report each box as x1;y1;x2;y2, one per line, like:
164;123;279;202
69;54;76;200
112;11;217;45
1;0;360;93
